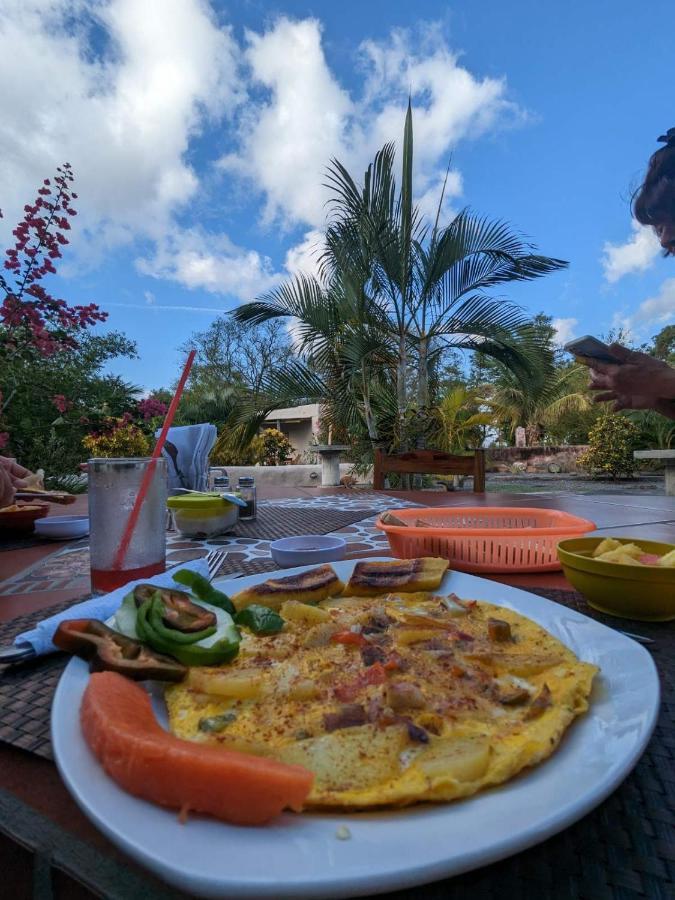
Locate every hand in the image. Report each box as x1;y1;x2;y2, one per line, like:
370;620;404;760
0;456;33;492
0;466;14;508
583;344;675;413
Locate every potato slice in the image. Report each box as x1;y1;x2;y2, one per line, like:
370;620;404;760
280;600;330;625
395;628;446;646
187;669;265;700
279;725;408;793
417;736;490;783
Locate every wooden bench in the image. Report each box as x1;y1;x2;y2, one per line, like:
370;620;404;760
373;448;486;492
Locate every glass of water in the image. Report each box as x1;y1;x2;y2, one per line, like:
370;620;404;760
88;458;167;593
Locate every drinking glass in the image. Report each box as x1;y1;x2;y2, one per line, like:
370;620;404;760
88;457;167;593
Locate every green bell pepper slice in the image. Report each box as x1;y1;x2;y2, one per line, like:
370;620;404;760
172;569;235;615
148;596;217;645
138;598;241;667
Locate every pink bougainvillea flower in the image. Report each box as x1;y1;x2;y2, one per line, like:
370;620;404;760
51;394;72;414
0;432;9;449
138;397;168;421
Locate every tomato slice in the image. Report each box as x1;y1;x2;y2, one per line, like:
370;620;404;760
331;630;368;647
362;662;387;685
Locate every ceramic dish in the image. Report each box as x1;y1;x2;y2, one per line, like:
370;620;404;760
52;558;659;899
558;536;675;621
34;515;90;541
269;535;347;568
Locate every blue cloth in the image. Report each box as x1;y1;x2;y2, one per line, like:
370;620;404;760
159;423;217;492
14;558;210;656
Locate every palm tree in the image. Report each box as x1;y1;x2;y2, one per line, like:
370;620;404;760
234;102;567;447
429;385;494;453
488;364;592;445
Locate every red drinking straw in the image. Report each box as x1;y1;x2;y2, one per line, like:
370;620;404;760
112;350;196;570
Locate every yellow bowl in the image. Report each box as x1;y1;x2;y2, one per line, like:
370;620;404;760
557;537;675;621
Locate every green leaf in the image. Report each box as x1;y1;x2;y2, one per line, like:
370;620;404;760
234;605;284;635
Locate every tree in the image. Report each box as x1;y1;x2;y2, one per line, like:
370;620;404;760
488;363;592;446
1;331;139;475
428;385;493;453
181;317;294;403
650;324;675;364
578;412;639;479
234;103;566;450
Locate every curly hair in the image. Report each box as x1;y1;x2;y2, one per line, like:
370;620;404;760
632;128;675;228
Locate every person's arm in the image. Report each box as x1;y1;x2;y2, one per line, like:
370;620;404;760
584;344;675;420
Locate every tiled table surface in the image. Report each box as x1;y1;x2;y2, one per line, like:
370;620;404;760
0;494;421;599
2;490;674;607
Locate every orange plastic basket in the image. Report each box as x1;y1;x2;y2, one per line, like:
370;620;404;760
376;506;596;574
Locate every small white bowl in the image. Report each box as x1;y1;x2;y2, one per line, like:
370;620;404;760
34;515;90;541
270;535;346;568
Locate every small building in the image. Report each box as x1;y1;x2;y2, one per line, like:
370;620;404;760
263;404;321;456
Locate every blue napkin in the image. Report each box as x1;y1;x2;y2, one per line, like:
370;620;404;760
14;558;211;656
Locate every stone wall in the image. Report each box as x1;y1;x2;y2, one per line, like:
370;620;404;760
210;463;356;488
486;445;588;474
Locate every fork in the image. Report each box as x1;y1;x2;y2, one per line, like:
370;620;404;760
205;548;227;580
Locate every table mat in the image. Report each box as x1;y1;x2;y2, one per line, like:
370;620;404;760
0;586;673;899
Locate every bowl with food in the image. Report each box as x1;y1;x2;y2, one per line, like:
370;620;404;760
0;502;50;534
557;536;675;621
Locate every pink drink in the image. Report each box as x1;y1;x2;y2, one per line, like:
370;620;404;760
88;458;167;594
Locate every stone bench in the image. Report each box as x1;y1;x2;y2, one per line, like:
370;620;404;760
634;450;675;496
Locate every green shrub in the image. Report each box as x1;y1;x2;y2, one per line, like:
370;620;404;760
578;412;639;479
210;427;294;466
257;428;294;465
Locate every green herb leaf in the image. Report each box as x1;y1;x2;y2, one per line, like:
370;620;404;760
198;712;237;733
234;605;285;635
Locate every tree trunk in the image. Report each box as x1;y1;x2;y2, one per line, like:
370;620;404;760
396;336;408;449
361;371;379;445
416;335;429;409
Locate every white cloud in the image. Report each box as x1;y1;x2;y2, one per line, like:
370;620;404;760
136;226;280;301
107;301;223;314
0;7;525;305
222;19;521;231
144;290;156;305
0;0;239;255
219;18;352;229
551;317;578;346
284;229;325;279
602;222;661;283
616;278;675;336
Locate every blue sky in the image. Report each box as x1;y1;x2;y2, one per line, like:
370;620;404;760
1;0;672;390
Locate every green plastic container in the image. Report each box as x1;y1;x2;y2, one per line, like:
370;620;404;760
167;493;239;538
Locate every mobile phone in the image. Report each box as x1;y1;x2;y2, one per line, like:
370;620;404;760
563;336;623;365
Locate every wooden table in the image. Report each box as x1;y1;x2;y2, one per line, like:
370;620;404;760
1;489;673;899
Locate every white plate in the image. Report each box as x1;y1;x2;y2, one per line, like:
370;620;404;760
52;558;659;899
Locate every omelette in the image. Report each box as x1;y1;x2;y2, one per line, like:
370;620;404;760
166;586;597;809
